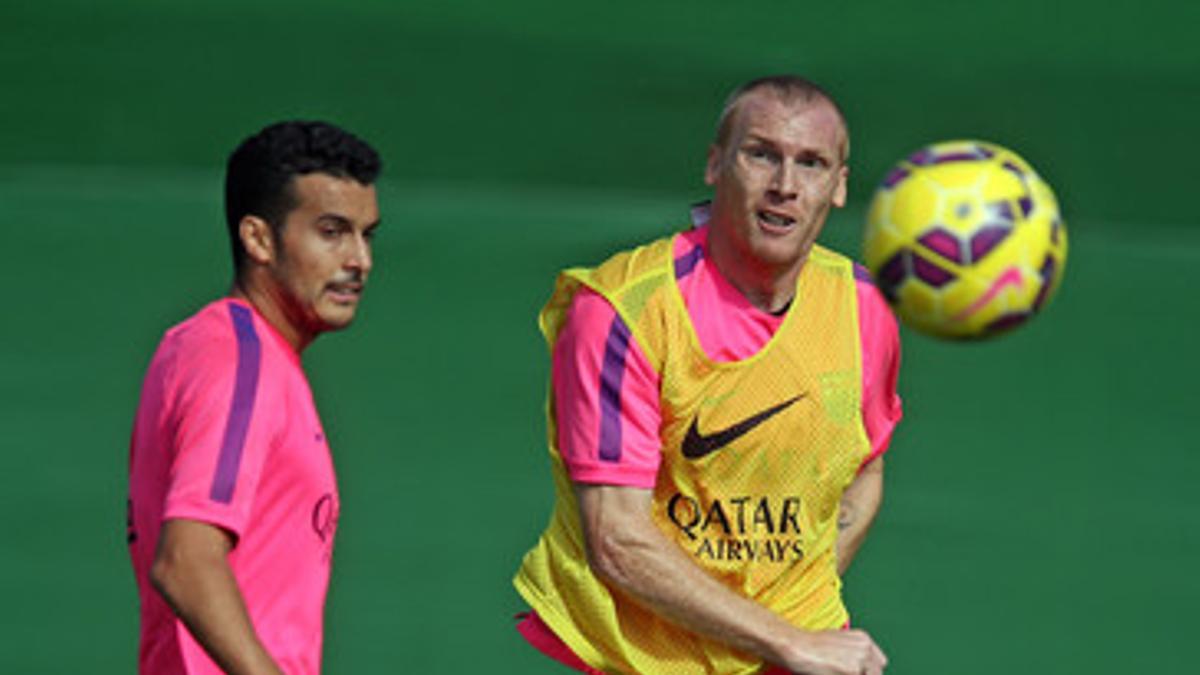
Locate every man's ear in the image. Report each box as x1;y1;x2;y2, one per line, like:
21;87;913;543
832;165;849;208
239;216;275;266
704;144;722;186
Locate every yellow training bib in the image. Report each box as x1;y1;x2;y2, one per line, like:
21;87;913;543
515;233;871;674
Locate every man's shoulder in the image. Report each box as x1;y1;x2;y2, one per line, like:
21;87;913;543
848;264;893;317
563;232;679;316
799;248;898;339
846;264;900;357
152;298;275;386
161;299;242;354
588;231;679;277
147;299;306;421
805;247;891;310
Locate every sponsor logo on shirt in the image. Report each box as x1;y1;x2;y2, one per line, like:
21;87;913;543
665;493;805;563
312;493;339;561
681;395;805;460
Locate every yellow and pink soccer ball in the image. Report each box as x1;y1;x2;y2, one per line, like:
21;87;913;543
863;140;1068;340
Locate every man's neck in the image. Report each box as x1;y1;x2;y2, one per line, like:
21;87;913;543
230;277;312;354
705;225;805;314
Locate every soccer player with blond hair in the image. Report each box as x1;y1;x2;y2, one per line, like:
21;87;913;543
514;76;901;675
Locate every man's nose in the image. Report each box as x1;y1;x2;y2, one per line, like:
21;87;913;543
768;162;798;199
346;233;372;274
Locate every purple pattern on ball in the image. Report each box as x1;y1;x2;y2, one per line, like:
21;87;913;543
912;253;954;287
876;252;907;301
1002;161;1025;180
970;226;1011;261
985;312;1031;334
1051;218;1062;245
908;148;936;166
910;144;994;167
1019;196;1034;217
932;152;984;165
989;200;1015;224
919;228;965;263
1034;256;1057;310
883;167;910;189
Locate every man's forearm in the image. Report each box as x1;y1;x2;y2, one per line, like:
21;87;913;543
589;503;800;661
151;519;284;675
836;457;885;576
577;484;885;674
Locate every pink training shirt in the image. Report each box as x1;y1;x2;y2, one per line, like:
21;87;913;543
128;298;339;675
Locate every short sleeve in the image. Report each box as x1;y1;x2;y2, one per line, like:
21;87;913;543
161;321;278;541
552;288;663;488
857;276;903;469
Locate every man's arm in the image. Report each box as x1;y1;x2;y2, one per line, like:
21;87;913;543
577;484;888;675
836;456;885;576
150;519;284;675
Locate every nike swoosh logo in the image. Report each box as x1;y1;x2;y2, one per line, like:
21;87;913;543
681;395;805;460
953;266;1024;321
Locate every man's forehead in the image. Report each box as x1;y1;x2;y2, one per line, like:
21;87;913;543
290;173;379;218
724;90;849;154
734;92;843;136
293;173;375;199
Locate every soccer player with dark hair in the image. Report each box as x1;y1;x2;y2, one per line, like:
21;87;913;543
514;76;900;674
127;120;382;674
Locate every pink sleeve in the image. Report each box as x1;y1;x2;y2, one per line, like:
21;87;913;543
552;288;662;488
857;272;903;469
161;321;278;541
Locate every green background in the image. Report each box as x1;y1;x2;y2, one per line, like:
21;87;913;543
2;1;1197;672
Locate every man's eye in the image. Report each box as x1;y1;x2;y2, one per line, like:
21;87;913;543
747;148;775;162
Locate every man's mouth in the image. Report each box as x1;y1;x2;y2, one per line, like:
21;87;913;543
757;210;796;229
326;281;363;302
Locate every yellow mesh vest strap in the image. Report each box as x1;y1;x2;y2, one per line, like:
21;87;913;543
538;235;676;371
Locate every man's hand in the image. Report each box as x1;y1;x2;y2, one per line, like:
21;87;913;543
151;519;284;675
783;628;888;674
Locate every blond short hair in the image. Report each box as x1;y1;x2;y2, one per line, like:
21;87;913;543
713;75;849;161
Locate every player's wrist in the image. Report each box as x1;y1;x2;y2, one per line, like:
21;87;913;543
755;620;814;671
776;627;857;675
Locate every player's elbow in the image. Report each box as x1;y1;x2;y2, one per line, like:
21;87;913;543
584;531;630;587
583;523;654;590
149;546;188;606
576;485;660;590
150;520;237;610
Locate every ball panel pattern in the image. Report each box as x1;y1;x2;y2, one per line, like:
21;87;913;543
862;140;1067;340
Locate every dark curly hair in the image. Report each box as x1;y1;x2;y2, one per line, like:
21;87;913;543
224;120;382;274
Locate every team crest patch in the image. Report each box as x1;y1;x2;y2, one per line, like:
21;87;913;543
818;370;856;424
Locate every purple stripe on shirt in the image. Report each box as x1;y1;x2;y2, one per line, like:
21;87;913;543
209;304;262;504
853;263;875;284
597;316;632;462
674;245;704;280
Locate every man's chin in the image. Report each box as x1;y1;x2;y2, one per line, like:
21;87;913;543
749;235;810;269
313;307;359;334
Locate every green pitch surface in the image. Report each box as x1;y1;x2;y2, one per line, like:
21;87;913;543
2;1;1198;672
